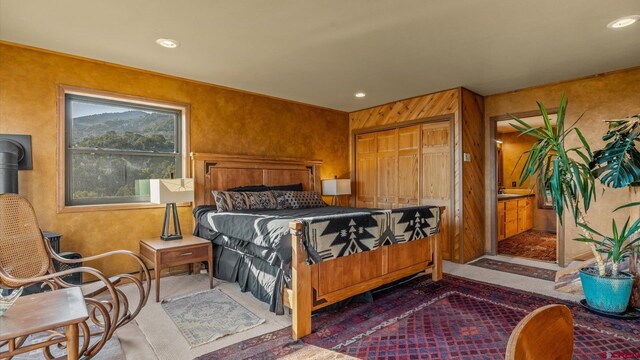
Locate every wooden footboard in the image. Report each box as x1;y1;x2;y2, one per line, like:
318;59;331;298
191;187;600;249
284;211;443;339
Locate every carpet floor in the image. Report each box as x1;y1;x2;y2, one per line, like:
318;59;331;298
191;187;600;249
498;230;557;262
199;275;639;360
469;258;557;281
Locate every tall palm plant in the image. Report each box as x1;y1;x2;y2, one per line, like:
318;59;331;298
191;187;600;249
509;95;605;275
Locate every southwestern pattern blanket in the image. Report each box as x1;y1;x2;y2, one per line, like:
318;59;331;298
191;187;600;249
302;206;441;263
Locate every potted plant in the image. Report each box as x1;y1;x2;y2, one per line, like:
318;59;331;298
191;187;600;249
510;96;638;314
590;114;640;310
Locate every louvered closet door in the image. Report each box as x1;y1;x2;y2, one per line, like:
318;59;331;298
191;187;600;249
375;129;398;209
421;121;452;260
397;125;420;207
356;133;377;208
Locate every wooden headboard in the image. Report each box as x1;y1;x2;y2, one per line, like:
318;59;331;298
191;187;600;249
190;153;322;206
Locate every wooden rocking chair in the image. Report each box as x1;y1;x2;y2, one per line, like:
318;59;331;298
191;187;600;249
0;193;151;358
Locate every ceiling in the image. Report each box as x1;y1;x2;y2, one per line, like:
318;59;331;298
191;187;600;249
1;1;639;112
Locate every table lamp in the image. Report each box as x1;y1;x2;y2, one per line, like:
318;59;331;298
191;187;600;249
150;178;194;240
322;177;351;206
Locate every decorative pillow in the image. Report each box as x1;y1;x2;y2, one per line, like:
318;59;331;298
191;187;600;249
268;183;304;191
227;185;270;192
273;191;326;209
212;191;249;212
245;191;277;210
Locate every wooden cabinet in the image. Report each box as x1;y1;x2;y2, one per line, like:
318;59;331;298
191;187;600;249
497;202;506;241
355;133;377;208
397;126;420;207
375;129;398;209
351;88;484;264
498;196;534;240
355;122;452;258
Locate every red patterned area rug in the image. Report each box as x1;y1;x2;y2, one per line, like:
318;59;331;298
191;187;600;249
469;258;557;281
498;230;557;262
198;276;639;360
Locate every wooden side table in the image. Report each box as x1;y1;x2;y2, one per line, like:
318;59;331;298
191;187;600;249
139;234;214;302
0;287;88;360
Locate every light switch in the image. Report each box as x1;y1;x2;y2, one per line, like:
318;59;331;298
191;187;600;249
463;153;471;162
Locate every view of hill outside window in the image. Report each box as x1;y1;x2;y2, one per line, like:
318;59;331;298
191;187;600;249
65;94;182;206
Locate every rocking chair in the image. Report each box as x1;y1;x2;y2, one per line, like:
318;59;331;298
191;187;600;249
0;193;151;358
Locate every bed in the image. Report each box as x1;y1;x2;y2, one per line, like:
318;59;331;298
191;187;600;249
191;153;443;339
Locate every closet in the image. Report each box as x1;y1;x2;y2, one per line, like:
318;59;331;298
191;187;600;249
350;87;484;263
355;121;452;260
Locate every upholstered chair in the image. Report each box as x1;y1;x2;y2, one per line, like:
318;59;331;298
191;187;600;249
0;193;151;358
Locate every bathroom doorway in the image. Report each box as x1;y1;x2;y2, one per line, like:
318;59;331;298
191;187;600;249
490;111;564;265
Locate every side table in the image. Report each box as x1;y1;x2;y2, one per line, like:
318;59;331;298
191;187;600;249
0;287;88;359
139;235;214;302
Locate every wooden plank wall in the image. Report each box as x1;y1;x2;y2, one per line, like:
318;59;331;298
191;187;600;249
461;88;485;262
349;87;484;263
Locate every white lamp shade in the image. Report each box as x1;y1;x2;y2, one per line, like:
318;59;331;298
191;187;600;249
149;178;194;204
322;179;351;196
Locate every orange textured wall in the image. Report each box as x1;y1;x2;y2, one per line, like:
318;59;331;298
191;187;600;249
484;67;640;263
0;42;349;276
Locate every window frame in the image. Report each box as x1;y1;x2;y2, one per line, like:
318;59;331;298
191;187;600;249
57;85;191;213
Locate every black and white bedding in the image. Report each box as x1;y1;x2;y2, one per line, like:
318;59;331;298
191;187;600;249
194;205;441;314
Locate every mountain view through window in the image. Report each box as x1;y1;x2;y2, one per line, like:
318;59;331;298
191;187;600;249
66;94;182;205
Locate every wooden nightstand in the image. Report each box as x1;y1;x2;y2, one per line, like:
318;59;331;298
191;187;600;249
139;235;214;302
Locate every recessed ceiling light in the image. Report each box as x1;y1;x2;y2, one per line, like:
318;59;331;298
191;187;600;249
156;38;179;48
354;92;366;98
606;15;640;29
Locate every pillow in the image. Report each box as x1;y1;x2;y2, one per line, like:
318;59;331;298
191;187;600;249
273;190;326;209
268;183;304;191
227;185;269;192
245;191;277;210
212;191;250;212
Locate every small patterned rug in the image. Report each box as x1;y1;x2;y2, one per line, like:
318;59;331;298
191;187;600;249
198;276;640;359
469;258;557;281
161;289;265;348
498;230;557;262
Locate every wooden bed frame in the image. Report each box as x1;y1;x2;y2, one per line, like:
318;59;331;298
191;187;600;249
191;153;443;339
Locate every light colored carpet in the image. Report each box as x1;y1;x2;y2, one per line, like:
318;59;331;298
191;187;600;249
119;274;290;360
3;329;124;360
162;289;265;347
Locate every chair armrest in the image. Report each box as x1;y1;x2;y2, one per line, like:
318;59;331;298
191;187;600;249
0;266;114;289
51;249;147;269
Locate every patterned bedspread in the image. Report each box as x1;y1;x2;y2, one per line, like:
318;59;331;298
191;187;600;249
301;206;441;264
199;206;441;266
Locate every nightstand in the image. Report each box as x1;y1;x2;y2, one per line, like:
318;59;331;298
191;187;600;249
139;235;213;302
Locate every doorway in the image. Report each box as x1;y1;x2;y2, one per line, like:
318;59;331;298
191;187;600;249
490;111;564;265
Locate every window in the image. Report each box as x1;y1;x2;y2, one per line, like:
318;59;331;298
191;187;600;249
61;88;188;208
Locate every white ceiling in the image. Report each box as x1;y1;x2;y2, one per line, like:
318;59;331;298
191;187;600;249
1;0;639;112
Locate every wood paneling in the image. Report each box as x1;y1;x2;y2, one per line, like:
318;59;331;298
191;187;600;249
461;88;485;262
0;42;349;277
350;87;485;263
350;89;459;130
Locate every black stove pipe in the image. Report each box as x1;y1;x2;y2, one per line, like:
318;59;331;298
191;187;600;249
0;139;24;194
